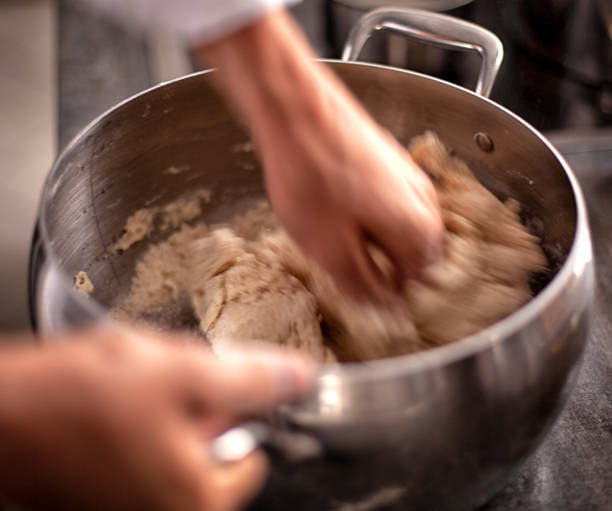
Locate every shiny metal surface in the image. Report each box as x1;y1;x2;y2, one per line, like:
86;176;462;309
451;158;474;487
211;422;269;463
328;1;480;79
31;15;594;511
210;421;323;464
342;8;503;96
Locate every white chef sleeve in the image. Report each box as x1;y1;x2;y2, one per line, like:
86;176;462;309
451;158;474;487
78;0;300;45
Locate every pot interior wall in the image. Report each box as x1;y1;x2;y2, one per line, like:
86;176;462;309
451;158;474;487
41;63;577;314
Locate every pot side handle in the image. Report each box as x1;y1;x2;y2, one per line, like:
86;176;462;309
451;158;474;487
210;421;323;464
341;7;503;98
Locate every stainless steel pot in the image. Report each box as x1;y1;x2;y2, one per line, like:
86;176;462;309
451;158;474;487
30;9;594;511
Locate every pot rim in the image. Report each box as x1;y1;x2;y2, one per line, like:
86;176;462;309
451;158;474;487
39;60;592;380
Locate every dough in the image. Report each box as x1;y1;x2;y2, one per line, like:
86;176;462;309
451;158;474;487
112;188;212;252
186;132;546;362
189;229;336;363
113;208;154;253
256;232;422;361
115;132;547;364
73;271;94;296
113;223;209;325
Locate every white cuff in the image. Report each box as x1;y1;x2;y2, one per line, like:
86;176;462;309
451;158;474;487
78;0;300;45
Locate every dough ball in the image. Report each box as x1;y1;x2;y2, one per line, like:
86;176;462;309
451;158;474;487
259;232;422;361
189;229;336;363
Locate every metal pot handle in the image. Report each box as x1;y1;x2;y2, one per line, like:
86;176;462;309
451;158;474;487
210;420;323;464
341;7;503;98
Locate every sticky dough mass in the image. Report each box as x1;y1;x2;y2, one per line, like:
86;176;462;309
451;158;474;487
189;228;337;363
185;132;547;363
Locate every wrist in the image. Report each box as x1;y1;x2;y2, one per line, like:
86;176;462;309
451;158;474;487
194;10;331;137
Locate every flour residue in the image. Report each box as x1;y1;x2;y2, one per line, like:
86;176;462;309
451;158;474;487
111;188;212;253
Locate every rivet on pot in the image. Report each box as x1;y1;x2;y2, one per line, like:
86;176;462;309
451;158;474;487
475;132;494;152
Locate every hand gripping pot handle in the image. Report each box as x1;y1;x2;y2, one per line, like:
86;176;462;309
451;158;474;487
341;7;504;98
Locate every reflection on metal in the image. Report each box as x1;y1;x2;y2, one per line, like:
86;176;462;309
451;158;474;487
573;229;594;278
335;486;407;511
210;421;323;464
474;132;494;152
210;422;265;463
319;373;343;415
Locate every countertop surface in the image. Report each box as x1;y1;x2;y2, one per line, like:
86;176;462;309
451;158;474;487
57;1;611;509
478;131;612;511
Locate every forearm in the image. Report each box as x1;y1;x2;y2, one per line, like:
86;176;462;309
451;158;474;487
195;9;444;299
195;10;337;142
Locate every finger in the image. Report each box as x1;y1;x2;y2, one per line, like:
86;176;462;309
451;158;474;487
175;344;316;416
311;225;399;304
112;327;315;415
372;212;443;285
363;185;444;285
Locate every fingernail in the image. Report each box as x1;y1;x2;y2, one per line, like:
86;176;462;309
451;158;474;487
268;353;316;403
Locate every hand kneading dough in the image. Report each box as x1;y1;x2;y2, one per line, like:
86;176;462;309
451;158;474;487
117;132;547;364
186;132;546;363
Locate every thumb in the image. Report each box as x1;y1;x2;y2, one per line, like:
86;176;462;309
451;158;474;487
180;345;316;416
